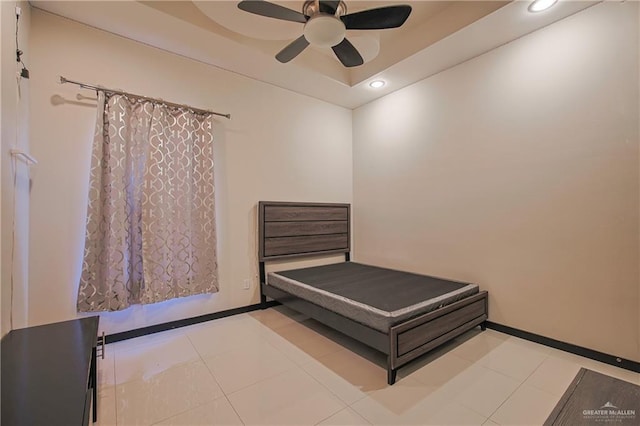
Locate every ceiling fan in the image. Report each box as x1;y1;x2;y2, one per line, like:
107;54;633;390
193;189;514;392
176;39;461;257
237;0;412;67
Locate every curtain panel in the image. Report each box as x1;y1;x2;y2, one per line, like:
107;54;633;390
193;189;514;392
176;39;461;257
77;92;218;312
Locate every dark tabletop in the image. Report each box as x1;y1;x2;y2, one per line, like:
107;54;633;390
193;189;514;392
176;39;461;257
545;368;640;425
1;316;99;426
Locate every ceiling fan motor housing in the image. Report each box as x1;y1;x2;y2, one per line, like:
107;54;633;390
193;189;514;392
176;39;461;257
302;0;347;17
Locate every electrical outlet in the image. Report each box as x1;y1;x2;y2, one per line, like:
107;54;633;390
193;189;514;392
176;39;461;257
242;279;250;290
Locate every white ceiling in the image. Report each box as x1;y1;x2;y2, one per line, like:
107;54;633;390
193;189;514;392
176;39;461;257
31;0;598;109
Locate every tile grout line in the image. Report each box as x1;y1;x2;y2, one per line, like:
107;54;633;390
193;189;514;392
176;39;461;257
522;354;584;397
185;328;247;426
113;333;199;387
117;330;232;425
313;408;342;426
297;358;366;409
250;317;360;417
451;334;555;422
195;313;349;418
267;327;373;408
111;314;330;425
483;349;553;423
111;349;118;426
102;345;120;426
194;321;315;398
215;314;349;424
140;360;227;426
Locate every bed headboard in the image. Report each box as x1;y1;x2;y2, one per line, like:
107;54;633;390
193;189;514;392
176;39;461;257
258;201;350;261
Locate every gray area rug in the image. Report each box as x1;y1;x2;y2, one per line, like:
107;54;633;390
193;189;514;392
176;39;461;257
544;368;639;425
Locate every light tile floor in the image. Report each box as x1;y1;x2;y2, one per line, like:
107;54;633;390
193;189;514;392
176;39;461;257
96;306;640;426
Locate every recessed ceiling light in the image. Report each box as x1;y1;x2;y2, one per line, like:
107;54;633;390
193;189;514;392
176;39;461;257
528;0;558;13
369;80;385;89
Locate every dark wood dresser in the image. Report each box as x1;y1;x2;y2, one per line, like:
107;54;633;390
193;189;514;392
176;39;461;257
1;316;100;425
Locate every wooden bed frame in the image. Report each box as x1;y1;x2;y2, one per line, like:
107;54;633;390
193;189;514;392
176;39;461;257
258;201;488;385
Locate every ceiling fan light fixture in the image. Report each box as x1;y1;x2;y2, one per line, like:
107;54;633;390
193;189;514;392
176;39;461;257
303;15;346;48
528;0;558;13
369;80;385;88
237;0;412;67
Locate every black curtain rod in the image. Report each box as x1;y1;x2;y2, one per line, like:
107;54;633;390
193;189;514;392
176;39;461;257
59;76;231;119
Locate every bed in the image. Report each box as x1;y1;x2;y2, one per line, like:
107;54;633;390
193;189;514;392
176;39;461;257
258;201;488;385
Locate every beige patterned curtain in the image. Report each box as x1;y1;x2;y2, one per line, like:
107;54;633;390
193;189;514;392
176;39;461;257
77;92;218;312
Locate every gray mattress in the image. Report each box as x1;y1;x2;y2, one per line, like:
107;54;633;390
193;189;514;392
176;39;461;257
267;262;478;332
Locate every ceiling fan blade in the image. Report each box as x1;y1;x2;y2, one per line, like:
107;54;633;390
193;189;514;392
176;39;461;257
237;1;307;23
276;36;310;63
331;38;363;67
341;5;412;30
319;1;341;14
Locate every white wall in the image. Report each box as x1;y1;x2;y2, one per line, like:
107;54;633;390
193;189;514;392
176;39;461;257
353;2;639;362
21;2;640;364
28;9;352;335
1;0;4;337
1;1;31;336
1;0;4;338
